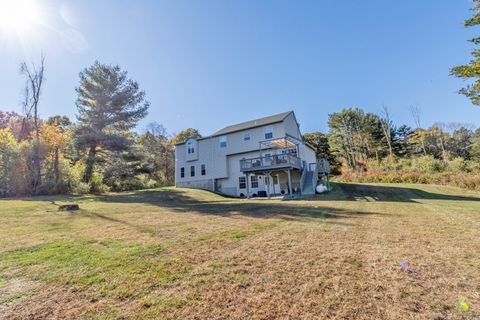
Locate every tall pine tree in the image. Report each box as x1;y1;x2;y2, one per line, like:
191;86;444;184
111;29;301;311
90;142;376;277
74;61;149;183
451;0;480;105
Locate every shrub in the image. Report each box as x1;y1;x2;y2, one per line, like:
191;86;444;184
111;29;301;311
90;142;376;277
466;160;480;174
86;171;109;193
338;170;480;191
73;182;91;194
411;156;444;173
36;181;57;195
447;158;467;173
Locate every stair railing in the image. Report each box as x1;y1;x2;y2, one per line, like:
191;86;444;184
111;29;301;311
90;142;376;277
312;160;320;190
299;161;307;193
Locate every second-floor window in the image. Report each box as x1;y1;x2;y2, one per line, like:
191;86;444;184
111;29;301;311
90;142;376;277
220;136;227;148
244;133;251;141
180;167;185;178
251;175;258;188
190;166;195;177
187;141;195;154
239;177;246;189
265;126;273;139
201;164;206;175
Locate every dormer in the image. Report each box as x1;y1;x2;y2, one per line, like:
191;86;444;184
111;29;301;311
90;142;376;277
185;138;198;161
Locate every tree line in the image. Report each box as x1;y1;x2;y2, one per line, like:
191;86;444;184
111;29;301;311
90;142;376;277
303;107;480;177
2;58;479;197
0;59;200;197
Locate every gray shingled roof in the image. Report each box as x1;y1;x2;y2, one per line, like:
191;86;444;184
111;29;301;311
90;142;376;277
211;111;292;137
174;111;294;145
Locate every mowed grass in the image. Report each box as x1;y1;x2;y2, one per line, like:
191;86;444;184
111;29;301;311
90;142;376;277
0;183;479;319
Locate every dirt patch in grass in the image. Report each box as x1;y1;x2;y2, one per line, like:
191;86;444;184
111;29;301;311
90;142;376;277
0;277;38;310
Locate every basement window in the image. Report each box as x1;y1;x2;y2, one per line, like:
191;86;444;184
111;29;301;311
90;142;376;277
239;177;246;189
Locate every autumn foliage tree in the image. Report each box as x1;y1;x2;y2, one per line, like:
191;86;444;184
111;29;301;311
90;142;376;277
42;116;71;185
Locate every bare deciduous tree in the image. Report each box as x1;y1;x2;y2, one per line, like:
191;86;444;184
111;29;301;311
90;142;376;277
432;122;449;163
380;104;393;157
20;54;45;191
410;105;427;156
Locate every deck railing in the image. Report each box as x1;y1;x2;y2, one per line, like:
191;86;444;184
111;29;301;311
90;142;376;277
240;154;301;172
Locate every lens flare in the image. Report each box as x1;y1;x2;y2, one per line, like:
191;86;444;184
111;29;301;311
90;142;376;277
0;0;42;34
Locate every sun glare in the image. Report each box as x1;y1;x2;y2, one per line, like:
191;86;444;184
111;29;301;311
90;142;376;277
0;0;42;33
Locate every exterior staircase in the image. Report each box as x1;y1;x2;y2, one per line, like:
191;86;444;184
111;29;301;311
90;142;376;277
284;159;330;200
301;170;315;195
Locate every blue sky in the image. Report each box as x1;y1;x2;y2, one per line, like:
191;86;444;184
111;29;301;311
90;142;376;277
0;0;479;135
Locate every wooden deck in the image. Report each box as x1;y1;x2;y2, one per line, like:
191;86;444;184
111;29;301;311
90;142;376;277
240;154;302;173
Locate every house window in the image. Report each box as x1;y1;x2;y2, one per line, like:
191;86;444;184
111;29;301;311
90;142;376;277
251;175;258;188
190;166;195;177
201;164;206;175
244;133;251;141
265;126;273;139
180;167;185;178
239;177;246;189
220;136;227;148
187;140;195;154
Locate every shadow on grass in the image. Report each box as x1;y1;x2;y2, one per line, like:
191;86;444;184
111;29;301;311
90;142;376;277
8;183;478;234
309;183;480;203
85;187;384;225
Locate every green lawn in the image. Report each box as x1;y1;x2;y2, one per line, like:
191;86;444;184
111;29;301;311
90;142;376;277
0;183;479;319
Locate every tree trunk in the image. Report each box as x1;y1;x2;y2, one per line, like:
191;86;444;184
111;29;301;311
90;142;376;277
33;140;41;192
386;135;393;157
420;133;427;156
83;145;97;183
54;147;59;183
439;137;447;163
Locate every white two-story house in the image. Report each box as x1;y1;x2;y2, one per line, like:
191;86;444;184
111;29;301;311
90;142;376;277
174;111;329;198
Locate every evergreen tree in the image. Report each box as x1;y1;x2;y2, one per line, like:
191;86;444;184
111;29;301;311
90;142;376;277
448;126;473;159
394;125;414;157
451;0;480;105
74;61;149;183
303;131;339;174
328;108;385;171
